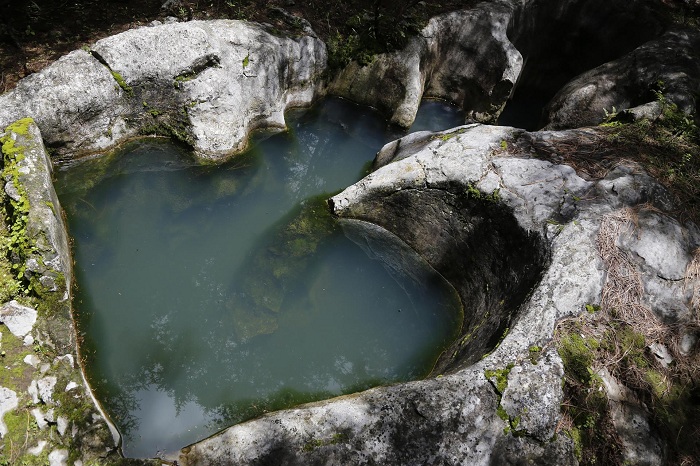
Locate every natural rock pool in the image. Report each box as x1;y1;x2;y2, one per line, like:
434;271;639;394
55;98;465;458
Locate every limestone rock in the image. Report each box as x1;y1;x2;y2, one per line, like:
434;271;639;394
328;3;522;127
329;0;668;130
0;1;696;464
3;122;72;294
48;449;69;466
0;120;120;462
545;29;700;129
598;368;663;466
500;350;565;442
177;122;699;465
0;21;327;161
0;300;37;337
618;209;696;322
28;440;47;456
0;51;125;156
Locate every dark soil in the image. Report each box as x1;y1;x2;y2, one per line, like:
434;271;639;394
0;0;474;93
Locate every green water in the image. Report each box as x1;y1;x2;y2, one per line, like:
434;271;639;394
55;98;464;458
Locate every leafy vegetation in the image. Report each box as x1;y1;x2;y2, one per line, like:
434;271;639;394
1;118;37;296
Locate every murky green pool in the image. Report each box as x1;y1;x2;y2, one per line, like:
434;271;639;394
55;98;464;458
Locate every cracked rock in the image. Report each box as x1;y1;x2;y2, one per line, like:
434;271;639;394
500;350;565;441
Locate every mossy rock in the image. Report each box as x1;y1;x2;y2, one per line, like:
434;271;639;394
558;332;599;384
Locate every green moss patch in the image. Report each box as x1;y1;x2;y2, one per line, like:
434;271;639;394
484;363;525;435
110;70;133;96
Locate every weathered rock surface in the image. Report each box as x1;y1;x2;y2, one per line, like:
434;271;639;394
598;367;664;465
328;3;522;127
329;0;672;130
545;29;700;129
0;300;37;337
0;0;678;165
4;121;72;295
0;387;18;438
0;20;326;161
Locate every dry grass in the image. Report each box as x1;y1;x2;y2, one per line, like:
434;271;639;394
595;207;670;341
554;205;700;465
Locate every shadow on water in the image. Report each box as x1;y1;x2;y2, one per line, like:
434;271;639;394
56;97;465;458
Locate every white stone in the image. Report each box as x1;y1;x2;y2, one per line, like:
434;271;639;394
28;440;47;456
31;407;48;429
37;376;57;404
0;300;38;337
649;343;674;368
56;354;74;368
65;381;80;392
0;387;18;438
680;333;697;355
23;334;35;346
28;379;40;403
48;449;69;466
57;416;69;436
24;354;41;367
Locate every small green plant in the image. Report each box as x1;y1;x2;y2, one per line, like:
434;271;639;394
602;79;699;223
464;184;501;202
585;304;600;314
484;363;514;395
602;106;618;121
1;118;39;294
485;363;526;435
557;327;614;463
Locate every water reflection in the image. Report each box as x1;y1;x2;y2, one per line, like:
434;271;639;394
57;98;464;458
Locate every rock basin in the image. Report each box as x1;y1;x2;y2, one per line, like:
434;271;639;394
0;0;698;463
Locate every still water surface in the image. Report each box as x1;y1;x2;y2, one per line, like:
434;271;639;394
56;99;464;458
